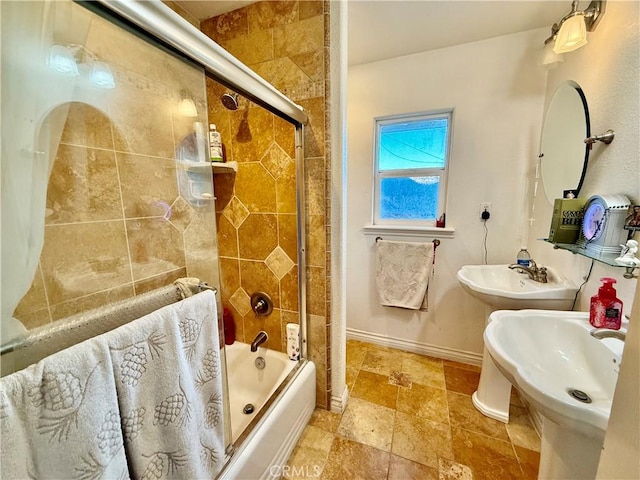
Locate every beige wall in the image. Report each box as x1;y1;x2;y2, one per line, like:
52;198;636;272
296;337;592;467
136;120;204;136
200;1;332;408
597;280;639;479
526;1;639;309
15;4;219;330
346;29;548;359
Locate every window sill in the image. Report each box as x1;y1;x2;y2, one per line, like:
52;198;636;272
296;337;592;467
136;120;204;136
363;224;455;239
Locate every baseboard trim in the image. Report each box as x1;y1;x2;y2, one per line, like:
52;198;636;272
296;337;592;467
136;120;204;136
346;328;482;366
330;386;349;414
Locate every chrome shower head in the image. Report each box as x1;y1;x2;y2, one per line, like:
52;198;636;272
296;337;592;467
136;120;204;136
220;92;239;111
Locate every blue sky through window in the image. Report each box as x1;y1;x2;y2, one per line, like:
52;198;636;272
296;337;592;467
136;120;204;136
379;118;448;171
380;176;439;220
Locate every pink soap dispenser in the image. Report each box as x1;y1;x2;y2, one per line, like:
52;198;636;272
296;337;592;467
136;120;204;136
589;277;623;330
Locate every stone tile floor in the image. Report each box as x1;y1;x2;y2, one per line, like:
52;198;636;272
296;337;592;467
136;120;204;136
284;340;541;480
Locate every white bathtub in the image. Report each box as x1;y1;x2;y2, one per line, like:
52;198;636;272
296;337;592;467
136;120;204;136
225;341;297;441
219;341;316;480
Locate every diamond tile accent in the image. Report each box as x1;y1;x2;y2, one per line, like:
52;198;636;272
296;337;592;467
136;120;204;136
261;143;293;179
229;287;252;316
168;196;195;232
222;196;249;228
265;246;294;280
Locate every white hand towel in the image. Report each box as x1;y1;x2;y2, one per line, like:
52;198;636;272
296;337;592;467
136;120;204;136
102;290;225;480
0;338;129;479
375;240;434;310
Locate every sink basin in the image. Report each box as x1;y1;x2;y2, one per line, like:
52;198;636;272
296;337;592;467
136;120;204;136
456;264;578;310
484;309;623;439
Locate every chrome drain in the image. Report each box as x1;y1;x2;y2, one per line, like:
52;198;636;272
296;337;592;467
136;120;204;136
568;389;592;403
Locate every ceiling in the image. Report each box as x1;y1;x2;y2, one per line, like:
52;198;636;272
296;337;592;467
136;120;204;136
176;0;571;66
178;1;257;20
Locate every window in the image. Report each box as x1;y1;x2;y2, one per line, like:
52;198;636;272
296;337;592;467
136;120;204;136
373;111;452;226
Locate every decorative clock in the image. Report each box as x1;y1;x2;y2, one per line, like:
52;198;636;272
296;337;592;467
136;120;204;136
577;194;631;255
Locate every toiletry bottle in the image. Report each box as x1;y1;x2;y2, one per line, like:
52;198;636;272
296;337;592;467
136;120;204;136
223;307;235;345
286;323;300;361
589;277;623;330
516;247;531;267
209;123;224;163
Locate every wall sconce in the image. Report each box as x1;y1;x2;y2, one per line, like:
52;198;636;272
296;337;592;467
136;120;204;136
90;61;116;89
541;42;564;66
178;90;198;117
543;1;606;55
46;43;116;89
46;44;80;76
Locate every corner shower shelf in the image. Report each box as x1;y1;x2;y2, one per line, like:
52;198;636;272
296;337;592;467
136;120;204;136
180;161;238;174
212;161;238;173
542;239;637;279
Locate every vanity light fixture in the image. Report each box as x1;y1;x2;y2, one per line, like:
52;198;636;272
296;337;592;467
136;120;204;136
46;44;80;76
541;42;564;66
90;61;116;89
47;43;116;89
543;0;606;54
178;90;198;117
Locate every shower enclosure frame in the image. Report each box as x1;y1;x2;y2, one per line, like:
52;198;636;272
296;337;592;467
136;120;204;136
78;0;309;353
78;0;311;463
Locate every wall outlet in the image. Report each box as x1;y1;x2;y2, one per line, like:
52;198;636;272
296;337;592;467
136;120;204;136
480;202;492;217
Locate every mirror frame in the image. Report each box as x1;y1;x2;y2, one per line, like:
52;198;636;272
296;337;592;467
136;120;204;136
574;85;591;195
540;81;591;202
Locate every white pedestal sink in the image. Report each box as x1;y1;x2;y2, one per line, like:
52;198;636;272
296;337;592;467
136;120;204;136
484;310;624;479
457;264;578;311
456;264;578;423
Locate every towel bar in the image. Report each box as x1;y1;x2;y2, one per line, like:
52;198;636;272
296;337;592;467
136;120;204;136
0;280;217;358
375;237;441;249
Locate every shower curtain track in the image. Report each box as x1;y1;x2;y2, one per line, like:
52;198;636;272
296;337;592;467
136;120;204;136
81;0;308;126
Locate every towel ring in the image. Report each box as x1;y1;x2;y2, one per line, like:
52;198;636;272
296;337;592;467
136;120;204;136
375;237;441;249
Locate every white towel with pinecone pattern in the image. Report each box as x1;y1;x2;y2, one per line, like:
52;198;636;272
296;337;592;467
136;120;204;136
103;290;224;480
0;338;129;479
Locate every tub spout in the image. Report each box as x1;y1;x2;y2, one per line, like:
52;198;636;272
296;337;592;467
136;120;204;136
250;331;268;352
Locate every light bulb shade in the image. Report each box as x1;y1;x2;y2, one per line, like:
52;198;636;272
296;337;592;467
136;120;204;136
553;14;588;53
46;44;79;76
90;61;116;89
541;41;564;66
178;98;198;117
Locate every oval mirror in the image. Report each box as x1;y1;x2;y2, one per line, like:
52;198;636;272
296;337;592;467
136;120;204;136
540;81;590;204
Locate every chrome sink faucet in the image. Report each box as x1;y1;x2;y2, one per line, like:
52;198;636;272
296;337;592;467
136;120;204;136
250;331;268;352
508;259;548;283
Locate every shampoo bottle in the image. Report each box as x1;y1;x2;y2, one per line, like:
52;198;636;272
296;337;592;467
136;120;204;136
209;123;224;162
589;277;623;330
223;307;235;345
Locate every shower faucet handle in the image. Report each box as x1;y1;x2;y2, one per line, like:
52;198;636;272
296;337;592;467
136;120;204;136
250;292;273;317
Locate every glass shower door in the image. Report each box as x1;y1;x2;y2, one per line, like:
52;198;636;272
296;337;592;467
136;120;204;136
1;0;231;461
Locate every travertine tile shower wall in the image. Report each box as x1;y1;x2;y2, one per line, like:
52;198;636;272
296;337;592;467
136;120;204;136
201;0;331;407
14;14;218;332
